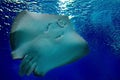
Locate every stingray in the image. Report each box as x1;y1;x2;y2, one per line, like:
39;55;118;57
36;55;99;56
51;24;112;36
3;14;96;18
10;11;89;76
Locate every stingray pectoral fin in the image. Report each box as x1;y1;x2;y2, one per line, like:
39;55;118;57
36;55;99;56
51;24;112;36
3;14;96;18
33;32;89;76
63;31;89;58
11;42;31;59
11;50;26;59
73;32;89;56
11;48;26;59
11;11;27;33
11;51;23;59
71;33;89;60
11;49;27;59
10;10;34;59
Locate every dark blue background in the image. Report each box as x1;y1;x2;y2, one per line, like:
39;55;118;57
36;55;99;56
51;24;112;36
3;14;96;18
0;0;120;80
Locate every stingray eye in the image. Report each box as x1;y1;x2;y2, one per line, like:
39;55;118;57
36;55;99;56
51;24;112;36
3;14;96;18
57;19;67;28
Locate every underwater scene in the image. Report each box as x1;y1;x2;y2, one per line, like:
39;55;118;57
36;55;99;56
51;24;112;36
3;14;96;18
0;0;120;80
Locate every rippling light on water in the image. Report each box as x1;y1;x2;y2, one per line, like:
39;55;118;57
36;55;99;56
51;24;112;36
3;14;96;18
4;0;24;3
59;0;74;3
58;0;75;13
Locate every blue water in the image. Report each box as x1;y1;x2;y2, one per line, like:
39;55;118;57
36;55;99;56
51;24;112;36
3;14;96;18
0;0;120;80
